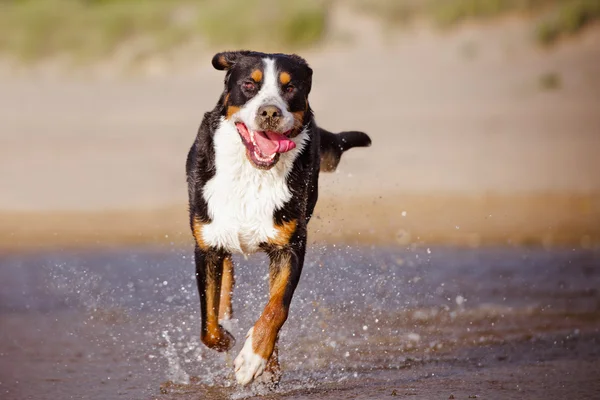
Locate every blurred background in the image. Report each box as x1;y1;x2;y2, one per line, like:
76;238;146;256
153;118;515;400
1;2;600;399
0;0;599;250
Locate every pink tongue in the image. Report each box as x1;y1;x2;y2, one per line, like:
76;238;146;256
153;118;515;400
254;131;296;156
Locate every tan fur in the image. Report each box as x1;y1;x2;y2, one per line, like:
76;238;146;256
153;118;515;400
192;217;209;250
218;257;234;321
226;105;240;119
200;258;234;352
251;260;291;359
202;278;224;349
218;55;229;69
292;111;305;130
279;72;291;85
251;69;263;82
268;219;297;248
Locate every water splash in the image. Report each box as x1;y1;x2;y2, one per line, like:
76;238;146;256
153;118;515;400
161;330;190;384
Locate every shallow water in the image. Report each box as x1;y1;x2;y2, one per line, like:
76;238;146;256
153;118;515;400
0;245;599;399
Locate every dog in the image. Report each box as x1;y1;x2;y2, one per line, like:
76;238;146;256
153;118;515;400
186;50;371;386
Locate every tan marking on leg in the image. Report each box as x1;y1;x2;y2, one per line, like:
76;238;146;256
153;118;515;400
226;105;240;119
192;217;209;250
279;72;291;85
201;265;234;352
202;325;233;351
218;257;234;321
202;277;224;348
251;262;291;359
251;69;263;82
268;219;297;248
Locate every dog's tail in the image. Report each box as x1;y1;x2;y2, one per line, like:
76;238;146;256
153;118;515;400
318;127;371;172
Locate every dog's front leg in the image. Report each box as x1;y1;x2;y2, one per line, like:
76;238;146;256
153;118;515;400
218;256;235;332
234;236;306;385
195;246;235;352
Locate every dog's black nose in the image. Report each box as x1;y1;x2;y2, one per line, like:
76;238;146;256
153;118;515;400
257;105;282;127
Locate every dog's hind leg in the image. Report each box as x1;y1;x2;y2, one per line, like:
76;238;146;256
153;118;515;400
234;232;306;385
319;127;371;172
218;256;235;332
194;246;236;352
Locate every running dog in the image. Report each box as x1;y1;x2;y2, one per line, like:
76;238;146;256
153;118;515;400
186;50;371;386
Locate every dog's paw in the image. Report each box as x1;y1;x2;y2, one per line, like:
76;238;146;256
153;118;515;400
234;328;267;385
201;325;236;352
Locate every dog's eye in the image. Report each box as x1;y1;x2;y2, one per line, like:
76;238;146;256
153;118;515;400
285;85;295;94
242;81;256;91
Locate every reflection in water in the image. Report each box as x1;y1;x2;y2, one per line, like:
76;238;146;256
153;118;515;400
0;246;598;399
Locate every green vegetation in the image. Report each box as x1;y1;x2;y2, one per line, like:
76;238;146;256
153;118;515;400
355;0;600;44
0;0;597;63
0;0;191;61
535;0;600;45
539;72;561;90
197;0;326;49
0;0;326;62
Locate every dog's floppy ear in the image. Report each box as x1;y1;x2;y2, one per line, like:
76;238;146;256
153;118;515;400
212;51;250;71
289;53;313;94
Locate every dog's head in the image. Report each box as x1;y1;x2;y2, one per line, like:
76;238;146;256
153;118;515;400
212;50;313;170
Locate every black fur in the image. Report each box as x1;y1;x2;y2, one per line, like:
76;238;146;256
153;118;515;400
186;50;371;382
318;127;372;172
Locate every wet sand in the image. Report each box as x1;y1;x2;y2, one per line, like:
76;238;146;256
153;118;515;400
1;13;600;400
2;192;599;252
1;246;598;399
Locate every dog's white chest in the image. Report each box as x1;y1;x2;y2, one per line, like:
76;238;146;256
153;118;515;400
201;120;307;254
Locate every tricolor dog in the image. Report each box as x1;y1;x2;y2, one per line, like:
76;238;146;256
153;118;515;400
186;50;371;386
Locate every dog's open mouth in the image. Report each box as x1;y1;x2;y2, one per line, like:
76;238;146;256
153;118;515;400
235;123;296;169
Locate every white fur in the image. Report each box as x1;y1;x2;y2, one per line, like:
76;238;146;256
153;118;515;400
201;119;307;254
201;57;309;254
234;328;267;385
202;57;305;386
238;58;295;133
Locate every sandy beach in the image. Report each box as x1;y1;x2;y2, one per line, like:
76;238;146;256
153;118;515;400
1;14;600;250
1;8;600;400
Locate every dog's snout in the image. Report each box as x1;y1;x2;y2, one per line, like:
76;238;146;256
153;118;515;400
259;105;281;119
256;105;282;130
